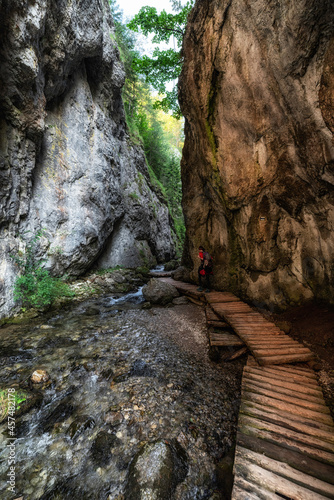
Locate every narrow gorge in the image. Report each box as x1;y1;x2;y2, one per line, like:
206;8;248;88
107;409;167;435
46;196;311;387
1;0;334;499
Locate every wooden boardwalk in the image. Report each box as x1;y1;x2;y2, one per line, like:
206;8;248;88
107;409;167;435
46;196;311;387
234;358;334;499
158;278;334;499
160;278;314;366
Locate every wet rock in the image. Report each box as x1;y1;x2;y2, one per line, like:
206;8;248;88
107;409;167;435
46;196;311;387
85;306;101;316
67;415;95;440
171;266;192;282
112;272;127;284
0;348;33;366
125;439;188;500
130;359;155;378
37;398;76;434
104;410;123;427
40;476;100;500
99;368;114;381
164;260;180;271
90;429;117;466
142;279;179;305
37;336;76;349
112;372;130;384
172;297;189;305
31;370;50;384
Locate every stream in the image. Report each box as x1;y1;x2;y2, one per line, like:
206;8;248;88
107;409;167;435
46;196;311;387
0;285;243;499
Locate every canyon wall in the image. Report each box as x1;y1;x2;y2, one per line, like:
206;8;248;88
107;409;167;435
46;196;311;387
179;0;334;309
0;0;176;318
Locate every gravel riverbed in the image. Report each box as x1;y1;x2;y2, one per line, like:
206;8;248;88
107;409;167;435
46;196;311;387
0;293;244;499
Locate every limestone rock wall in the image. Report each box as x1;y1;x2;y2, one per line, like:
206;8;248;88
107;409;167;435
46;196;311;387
0;0;176;318
179;0;334;309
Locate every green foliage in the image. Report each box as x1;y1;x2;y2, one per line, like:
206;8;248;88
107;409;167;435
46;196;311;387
0;390;28;421
129;192;140;201
109;1;186;253
11;230;74;310
127;2;193;117
95;265;125;276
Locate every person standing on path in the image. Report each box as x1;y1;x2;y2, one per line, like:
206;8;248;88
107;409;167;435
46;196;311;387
197;246;213;292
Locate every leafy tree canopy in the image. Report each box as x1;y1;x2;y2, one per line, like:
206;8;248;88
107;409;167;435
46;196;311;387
127;1;193;118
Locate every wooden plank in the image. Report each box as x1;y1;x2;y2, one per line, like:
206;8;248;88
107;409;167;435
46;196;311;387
233;331;284;337
242;377;325;405
187;296;205;306
233;329;283;336
243;382;331;413
232;327;283;332
263;365;317;379
242;338;299;344
211;340;244;347
206;294;241;303
210;333;243;340
235;447;334;498
256;352;315;365
232;480;273;499
207;320;230;328
239;415;334;454
213;309;253;315
226;346;249;360
240;403;334;444
252;347;312;356
210;336;244;346
228;319;277;324
245;343;302;350
226;316;272;322
243;371;324;398
205;307;221;320
241;391;334;425
238;336;294;343
238;423;334;468
237;433;334;484
247;356;260;367
234;459;330;499
241;400;334;433
244;366;319;387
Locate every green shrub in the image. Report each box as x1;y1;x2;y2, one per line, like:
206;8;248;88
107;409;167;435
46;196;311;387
95;265;125;275
11;230;75;310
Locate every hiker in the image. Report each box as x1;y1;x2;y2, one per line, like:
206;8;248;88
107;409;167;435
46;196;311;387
197;246;213;292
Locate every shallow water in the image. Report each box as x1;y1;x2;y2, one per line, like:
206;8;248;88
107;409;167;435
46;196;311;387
0;290;242;499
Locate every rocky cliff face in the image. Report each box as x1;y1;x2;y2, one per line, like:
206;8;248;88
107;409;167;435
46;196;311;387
0;0;176;318
179;0;334;309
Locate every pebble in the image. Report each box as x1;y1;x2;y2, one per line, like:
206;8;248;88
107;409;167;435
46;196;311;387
31;369;50;384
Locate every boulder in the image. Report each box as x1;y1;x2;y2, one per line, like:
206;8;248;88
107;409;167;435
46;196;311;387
125;439;188;500
142;279;179;305
164;260;180;271
172;297;189;305
171;266;192;283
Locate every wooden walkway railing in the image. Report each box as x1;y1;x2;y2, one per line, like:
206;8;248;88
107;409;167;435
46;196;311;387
158;278;334;499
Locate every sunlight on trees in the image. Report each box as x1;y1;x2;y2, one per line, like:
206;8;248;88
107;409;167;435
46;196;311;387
109;0;187;253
